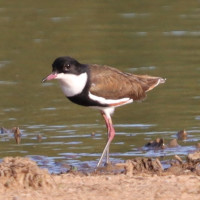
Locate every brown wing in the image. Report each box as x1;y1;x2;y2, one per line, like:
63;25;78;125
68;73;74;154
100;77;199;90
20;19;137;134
89;64;165;101
89;64;146;101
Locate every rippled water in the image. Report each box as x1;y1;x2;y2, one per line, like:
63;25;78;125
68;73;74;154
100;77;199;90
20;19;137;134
1;0;200;173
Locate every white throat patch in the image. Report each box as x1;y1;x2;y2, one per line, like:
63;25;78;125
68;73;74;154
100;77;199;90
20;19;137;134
56;72;88;97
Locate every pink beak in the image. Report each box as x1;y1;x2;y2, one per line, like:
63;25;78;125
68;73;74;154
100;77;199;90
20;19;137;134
42;73;57;83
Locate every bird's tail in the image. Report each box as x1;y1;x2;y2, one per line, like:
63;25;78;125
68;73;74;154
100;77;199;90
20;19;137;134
145;77;166;92
133;75;166;92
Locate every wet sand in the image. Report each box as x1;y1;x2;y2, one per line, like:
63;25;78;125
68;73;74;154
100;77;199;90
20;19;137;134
0;156;199;200
1;173;200;200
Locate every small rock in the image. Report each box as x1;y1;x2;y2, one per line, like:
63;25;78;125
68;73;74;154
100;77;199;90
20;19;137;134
145;138;166;149
196;143;200;148
13;127;21;144
105;176;111;180
166;165;184;175
118;157;163;175
187;152;200;163
91;132;95;137
168;139;179;147
177;129;187;140
174;155;183;164
37;134;42;142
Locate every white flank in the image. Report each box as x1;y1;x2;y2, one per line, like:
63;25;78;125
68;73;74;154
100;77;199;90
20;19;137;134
89;92;133;106
56;72;88;97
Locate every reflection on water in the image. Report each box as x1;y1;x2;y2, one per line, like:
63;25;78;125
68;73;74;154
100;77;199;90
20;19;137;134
120;12;150;18
0;122;199;173
0;0;200;172
164;31;200;37
0;81;17;85
0;60;11;68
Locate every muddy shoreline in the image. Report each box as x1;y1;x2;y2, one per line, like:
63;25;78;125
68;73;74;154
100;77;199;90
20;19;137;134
0;152;199;200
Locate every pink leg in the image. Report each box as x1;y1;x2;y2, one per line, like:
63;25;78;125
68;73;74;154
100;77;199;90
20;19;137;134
102;113;111;164
102;112;115;141
97;112;115;167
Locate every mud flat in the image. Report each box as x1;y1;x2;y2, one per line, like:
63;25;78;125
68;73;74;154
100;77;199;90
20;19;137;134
0;155;200;200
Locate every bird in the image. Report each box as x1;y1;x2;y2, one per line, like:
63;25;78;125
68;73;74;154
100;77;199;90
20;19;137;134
42;56;166;167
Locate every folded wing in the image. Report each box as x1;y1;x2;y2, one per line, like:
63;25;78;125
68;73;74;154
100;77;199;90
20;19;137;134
89;64;165;101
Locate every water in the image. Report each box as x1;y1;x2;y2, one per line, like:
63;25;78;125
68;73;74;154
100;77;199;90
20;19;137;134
1;0;200;173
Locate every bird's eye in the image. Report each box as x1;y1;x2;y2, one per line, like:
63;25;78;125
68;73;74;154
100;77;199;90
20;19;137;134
63;64;70;71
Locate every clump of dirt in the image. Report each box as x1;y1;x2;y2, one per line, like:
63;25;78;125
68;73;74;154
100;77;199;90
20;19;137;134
13;127;21;144
117;157;163;176
168;139;179;147
114;152;200;176
166;152;200;175
177;129;188;140
0;157;54;189
0;127;22;144
187;152;200;163
0;127;17;134
145;138;166;149
144;137;180;149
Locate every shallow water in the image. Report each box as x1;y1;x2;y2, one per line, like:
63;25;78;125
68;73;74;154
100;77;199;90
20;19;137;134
1;0;200;173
